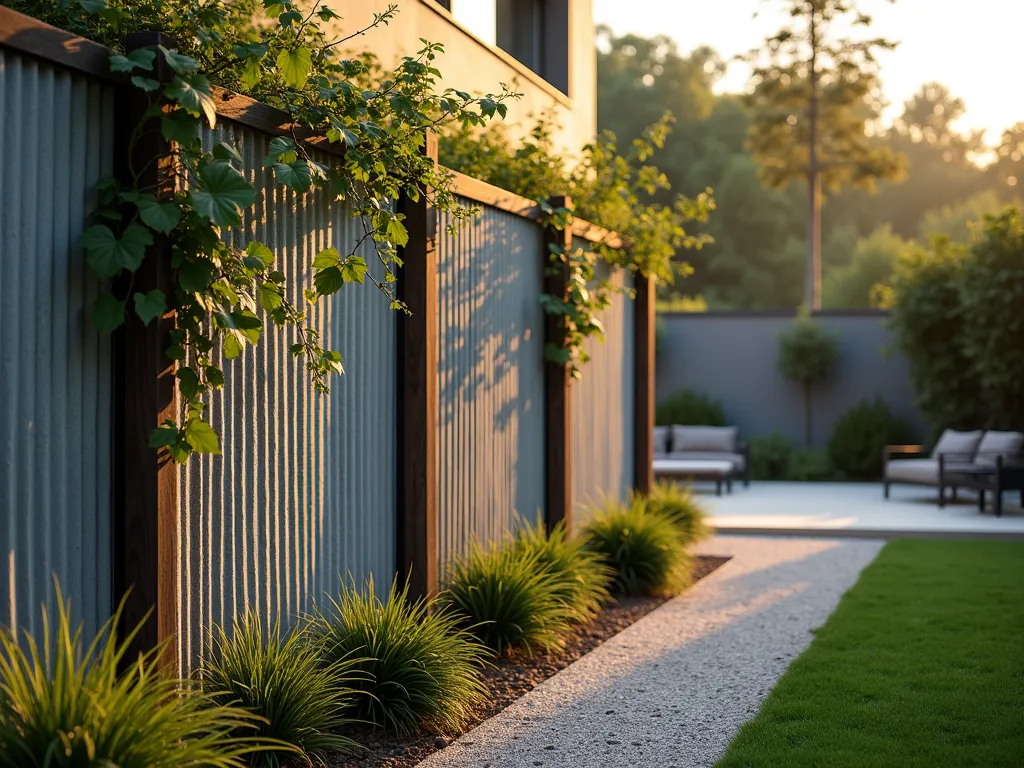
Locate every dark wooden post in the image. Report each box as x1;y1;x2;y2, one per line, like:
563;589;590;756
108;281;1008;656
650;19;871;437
542;196;574;533
633;273;655;495
112;32;178;665
396;132;439;598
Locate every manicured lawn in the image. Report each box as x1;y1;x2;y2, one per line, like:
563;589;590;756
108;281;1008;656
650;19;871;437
718;539;1024;767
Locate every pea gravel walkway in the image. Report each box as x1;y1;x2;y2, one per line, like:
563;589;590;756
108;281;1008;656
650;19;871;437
417;535;884;768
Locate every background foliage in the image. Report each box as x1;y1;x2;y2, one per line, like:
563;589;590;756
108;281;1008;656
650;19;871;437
654;388;726;427
827;397;915;479
595;27;1023;309
887;208;1024;432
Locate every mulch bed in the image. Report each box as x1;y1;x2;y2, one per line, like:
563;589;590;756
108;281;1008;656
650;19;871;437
329;554;731;768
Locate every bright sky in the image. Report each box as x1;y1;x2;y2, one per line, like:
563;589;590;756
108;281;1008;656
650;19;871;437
592;0;1024;146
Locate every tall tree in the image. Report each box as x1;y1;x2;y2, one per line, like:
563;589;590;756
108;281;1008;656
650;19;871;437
745;0;905;308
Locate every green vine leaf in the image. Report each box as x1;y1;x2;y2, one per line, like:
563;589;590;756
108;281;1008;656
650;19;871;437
131;76;161;92
246;242;274;265
178;258;216;292
92;294;126;333
212;142;243;164
184;419;221;454
259;283;284;312
341;256;368;284
274;160;313;192
190;162;255;227
276;48;312;89
149;423;180;449
160;46;200;76
241;57;262;89
223;334;244;360
312;247;340;269
79;223;153;276
314;266;345;296
206;366;225;389
161;110;199;144
165;74;216;128
264;136;298;166
78;0;107;13
133;290;167;326
176;367;200;398
137;197;181;233
110;49;155;73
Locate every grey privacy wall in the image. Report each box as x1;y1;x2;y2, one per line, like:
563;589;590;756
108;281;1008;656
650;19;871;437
0;49;115;641
177;121;397;674
436;197;547;568
656;311;926;447
572;253;635;524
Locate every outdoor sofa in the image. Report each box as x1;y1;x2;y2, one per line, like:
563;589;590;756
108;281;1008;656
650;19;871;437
652;425;749;495
883;428;1024;514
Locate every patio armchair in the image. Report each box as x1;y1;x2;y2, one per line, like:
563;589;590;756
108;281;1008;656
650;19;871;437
884;429;1023;510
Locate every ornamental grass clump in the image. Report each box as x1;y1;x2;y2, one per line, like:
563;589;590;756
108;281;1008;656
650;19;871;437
511;518;613;623
0;589;257;768
202;613;358;768
635;480;709;545
311;578;488;735
439;545;571;656
582;499;692;597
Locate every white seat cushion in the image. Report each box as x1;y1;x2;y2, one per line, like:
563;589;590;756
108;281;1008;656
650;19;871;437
886;458;939;485
653;458;734;477
887;458;976;485
668;450;745;471
974;431;1024;466
671;425;737;453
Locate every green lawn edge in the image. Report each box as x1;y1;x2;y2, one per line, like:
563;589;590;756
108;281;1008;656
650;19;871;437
717;539;1024;768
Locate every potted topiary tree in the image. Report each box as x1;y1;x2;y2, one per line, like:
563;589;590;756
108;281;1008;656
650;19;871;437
777;308;839;446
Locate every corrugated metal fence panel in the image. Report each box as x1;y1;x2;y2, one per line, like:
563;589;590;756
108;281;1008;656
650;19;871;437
436;199;546;570
0;50;114;639
178;120;396;674
571;244;635;525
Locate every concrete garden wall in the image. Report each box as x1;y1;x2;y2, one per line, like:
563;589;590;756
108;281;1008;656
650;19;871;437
656;310;928;448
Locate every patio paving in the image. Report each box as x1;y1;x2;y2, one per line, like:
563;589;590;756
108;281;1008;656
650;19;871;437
417;535;884;768
703;481;1024;538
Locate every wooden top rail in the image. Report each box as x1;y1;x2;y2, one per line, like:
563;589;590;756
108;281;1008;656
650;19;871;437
444;169;623;249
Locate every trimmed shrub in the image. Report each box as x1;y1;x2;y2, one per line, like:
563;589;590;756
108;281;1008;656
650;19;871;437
582;499;691;596
312;578;487;735
828;397;916;479
788;448;834;481
655;388;725;426
202;614;358;767
748;432;794;480
439;545;571;656
0;590;256;768
777;310;839;446
636;480;709;545
512;519;612;623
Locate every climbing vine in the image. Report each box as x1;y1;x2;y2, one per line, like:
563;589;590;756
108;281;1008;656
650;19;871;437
35;0;517;462
441;113;715;376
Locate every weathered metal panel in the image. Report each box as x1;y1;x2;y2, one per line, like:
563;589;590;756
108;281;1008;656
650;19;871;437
571;246;635;524
0;50;115;639
436;199;547;568
178;121;396;673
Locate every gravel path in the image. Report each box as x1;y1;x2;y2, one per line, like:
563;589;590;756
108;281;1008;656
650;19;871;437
417;535;884;768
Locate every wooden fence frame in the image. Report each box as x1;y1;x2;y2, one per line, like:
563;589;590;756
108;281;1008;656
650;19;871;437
0;2;654;638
